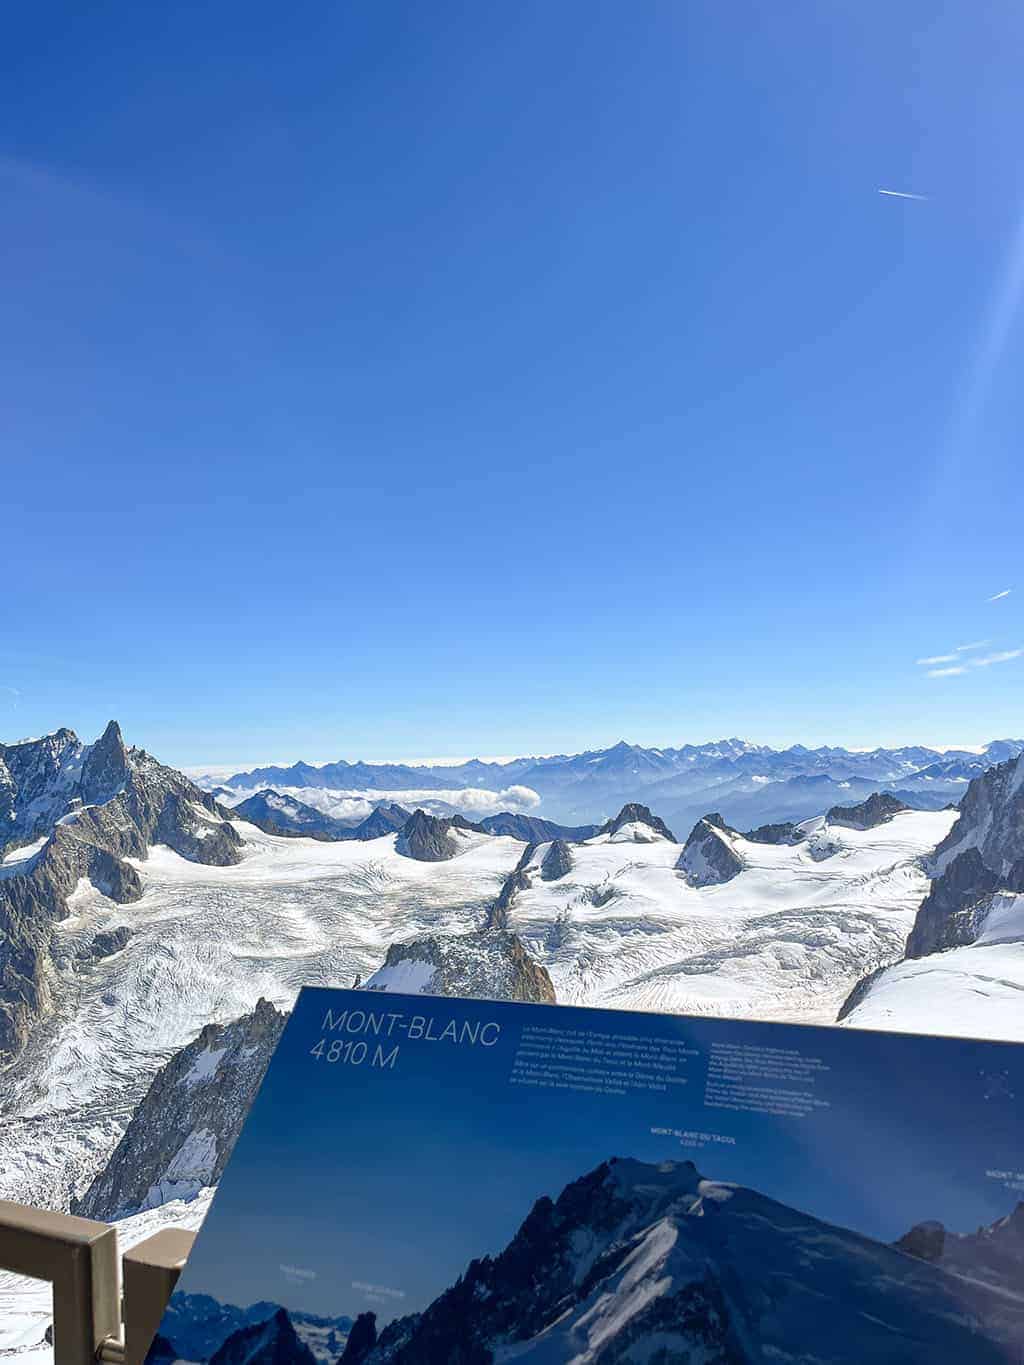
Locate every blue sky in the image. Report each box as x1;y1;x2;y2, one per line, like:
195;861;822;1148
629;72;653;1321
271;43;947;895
3;1;1022;766
171;987;1024;1324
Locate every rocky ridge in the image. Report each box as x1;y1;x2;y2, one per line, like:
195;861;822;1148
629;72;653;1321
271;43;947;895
0;722;242;1061
364;929;555;1004
908;754;1024;959
827;792;910;830
74;997;286;1220
338;1156;1020;1364
676;813;745;887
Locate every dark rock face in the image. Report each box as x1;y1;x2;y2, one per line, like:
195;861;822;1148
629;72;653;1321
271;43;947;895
743;821;806;845
540;839;573;881
365;929;556;1005
905;755;1024;961
894;1202;1024;1297
353;803;411;839
932;754;1024;875
905;849;1012;959
79;925;133;961
896;1221;946;1263
158;1293;351;1365
599;803;676;842
339;1313;377;1364
677;815;745;887
395;809;485;862
488;844;535;928
74;998;286;1219
79;719;131;806
0;722;243;1061
827;792;910;830
208;1308;316;1365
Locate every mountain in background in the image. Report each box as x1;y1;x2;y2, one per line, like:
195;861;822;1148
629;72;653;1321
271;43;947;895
216;737;1024;835
337;1156;1023;1364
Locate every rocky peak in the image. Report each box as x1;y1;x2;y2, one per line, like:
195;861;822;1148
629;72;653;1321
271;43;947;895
827;792;909;830
676;814;744;887
339;1313;377;1364
932;753;1024;876
540;838;573;881
364;928;555;1004
80;720;130;806
599;803;676;842
394;809;484;862
905;754;1024;961
355;803;411;839
743;820;806;845
209;1307;316;1365
74;997;287;1219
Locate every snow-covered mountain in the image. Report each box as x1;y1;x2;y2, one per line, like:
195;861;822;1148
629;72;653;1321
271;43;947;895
841;753;1024;1037
487;803;954;1022
216;736;1024;833
74;998;287;1220
334;1156;1023;1364
0;722;241;1061
158;1296;351;1365
5;722;1024;1364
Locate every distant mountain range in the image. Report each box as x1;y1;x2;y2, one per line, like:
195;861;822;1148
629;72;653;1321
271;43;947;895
214;737;1024;834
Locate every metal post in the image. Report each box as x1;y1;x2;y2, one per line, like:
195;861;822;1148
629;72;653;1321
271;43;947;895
0;1199;120;1365
121;1229;195;1365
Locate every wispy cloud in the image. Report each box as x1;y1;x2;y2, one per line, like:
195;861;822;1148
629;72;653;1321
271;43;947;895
921;647;1022;679
974;649;1023;667
878;188;928;201
917;641;989;665
0;685;19;708
989;589;1012;602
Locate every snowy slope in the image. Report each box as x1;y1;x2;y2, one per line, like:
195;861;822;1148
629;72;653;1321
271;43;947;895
0;821;522;1216
348;1157;1023;1364
841;891;1024;1040
501;810;956;1022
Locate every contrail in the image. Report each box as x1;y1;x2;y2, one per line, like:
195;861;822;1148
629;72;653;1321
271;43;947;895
878;188;928;201
989;589;1013;602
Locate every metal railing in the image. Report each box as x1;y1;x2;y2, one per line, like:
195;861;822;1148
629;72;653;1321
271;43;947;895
0;1201;194;1365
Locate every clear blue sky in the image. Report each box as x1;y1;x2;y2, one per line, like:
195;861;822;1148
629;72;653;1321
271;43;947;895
176;988;1024;1323
3;2;1022;766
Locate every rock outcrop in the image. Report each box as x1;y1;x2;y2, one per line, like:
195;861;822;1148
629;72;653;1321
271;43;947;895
364;929;555;1004
931;753;1024;875
743;821;806;845
0;722;243;1061
74;998;286;1219
540;838;573;881
827;792;909;830
676;813;744;887
351;803;411;839
395;809;484;862
209;1308;316;1365
906;755;1024;960
599;803;676;842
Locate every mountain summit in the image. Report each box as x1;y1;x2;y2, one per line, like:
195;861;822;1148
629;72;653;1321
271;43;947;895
340;1156;1021;1363
0;722;242;1060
